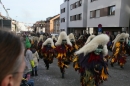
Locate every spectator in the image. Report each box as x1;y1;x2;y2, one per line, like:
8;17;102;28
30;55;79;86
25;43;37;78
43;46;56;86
0;30;25;86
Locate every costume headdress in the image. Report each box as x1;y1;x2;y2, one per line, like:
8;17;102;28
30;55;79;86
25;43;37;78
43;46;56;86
75;34;109;56
85;35;95;44
55;31;72;46
68;33;75;42
42;38;54;48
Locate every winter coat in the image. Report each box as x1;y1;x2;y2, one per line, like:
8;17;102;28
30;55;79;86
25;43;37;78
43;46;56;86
24;49;34;73
24;57;32;74
32;51;39;66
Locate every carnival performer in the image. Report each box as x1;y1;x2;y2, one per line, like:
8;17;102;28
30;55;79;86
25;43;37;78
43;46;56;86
52;35;57;45
37;35;43;59
55;31;72;78
41;38;55;70
75;34;109;86
76;35;84;48
111;33;129;68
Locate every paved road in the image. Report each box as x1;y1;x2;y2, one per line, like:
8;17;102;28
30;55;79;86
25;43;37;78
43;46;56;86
32;55;130;86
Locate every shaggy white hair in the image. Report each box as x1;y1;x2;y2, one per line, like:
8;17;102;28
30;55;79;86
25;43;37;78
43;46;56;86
39;35;43;42
112;34;120;43
52;35;57;41
112;33;129;50
75;34;109;56
42;38;54;48
68;33;75;42
55;31;72;46
85;35;95;44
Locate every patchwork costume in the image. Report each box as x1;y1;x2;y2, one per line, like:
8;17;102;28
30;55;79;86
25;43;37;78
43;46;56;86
41;38;55;70
111;33;129;68
75;34;109;86
55;31;72;78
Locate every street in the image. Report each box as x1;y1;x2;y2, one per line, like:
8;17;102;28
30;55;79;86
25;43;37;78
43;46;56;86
32;54;130;86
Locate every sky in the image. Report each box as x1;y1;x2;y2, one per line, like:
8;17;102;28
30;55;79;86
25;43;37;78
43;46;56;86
0;0;63;25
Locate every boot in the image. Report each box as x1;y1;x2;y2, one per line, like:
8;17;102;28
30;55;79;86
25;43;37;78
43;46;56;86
62;72;64;78
111;62;114;67
35;70;38;76
31;70;34;76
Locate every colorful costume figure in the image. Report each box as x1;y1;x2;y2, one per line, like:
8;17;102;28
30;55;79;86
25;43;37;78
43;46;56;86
52;35;57;45
76;35;84;48
55;31;72;78
41;38;55;70
111;33;129;68
85;35;95;45
75;34;109;86
73;35;95;71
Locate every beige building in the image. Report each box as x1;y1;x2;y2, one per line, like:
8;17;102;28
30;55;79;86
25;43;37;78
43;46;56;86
50;14;60;34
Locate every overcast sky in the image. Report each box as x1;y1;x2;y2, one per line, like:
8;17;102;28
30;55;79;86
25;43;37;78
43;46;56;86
0;0;62;25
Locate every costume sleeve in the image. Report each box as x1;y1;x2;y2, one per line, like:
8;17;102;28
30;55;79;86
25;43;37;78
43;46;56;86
114;42;120;57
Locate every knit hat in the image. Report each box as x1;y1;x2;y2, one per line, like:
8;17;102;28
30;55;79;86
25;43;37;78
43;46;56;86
25;37;31;48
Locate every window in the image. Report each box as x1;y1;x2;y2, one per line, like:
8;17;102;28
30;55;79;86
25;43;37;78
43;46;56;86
91;0;97;2
75;2;79;8
90;11;96;18
70;4;73;10
61;8;65;13
79;14;82;20
79;0;82;6
108;5;115;15
95;10;100;17
61;18;65;23
70;16;73;21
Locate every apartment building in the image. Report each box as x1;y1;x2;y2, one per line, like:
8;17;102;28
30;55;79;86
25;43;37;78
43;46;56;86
50;14;60;34
60;0;87;34
87;0;130;35
53;17;60;34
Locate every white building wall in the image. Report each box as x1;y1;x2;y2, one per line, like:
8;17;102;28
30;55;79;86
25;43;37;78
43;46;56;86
60;1;69;32
69;0;87;27
69;0;83;27
87;0;122;27
119;0;130;27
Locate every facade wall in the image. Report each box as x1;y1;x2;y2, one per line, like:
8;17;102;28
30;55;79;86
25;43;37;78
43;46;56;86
87;0;122;27
69;0;83;27
119;0;130;27
60;1;69;32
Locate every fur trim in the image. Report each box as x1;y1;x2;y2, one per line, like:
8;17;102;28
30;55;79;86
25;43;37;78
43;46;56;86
75;34;109;56
68;33;75;42
112;34;120;43
112;33;127;50
39;35;43;42
85;35;95;44
52;35;57;41
125;33;129;44
42;38;54;48
102;45;108;56
55;31;72;46
78;35;83;40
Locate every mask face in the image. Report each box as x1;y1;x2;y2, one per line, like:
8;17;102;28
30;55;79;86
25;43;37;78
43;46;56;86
120;38;125;42
94;45;103;55
62;39;67;44
47;43;51;47
70;39;74;43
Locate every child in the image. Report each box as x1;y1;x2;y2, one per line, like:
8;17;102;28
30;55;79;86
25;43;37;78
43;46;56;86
32;47;39;76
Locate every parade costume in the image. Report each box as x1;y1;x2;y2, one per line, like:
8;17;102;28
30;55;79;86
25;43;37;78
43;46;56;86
85;35;95;45
52;35;57;45
76;35;84;48
75;34;109;86
41;38;55;70
55;31;72;78
111;33;129;68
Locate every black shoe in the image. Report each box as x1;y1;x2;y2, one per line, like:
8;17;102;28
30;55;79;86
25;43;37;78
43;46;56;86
62;73;64;78
111;63;114;67
35;71;38;76
120;66;124;69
